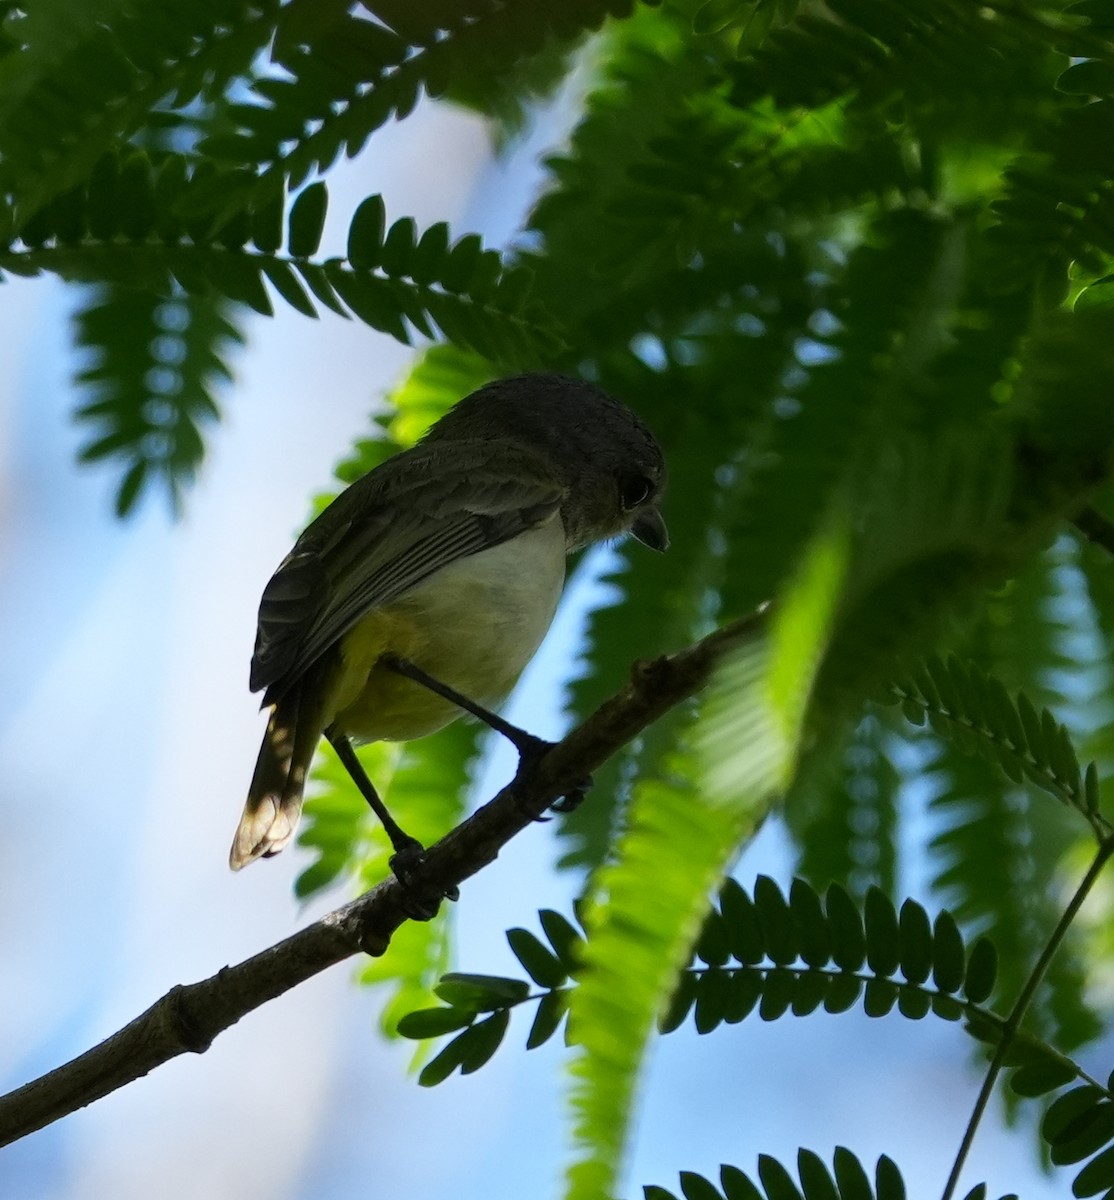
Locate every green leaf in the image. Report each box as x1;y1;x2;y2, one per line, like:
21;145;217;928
693;0;743;36
1044;1087;1106;1145
213;256;272;316
874;1156;905;1200
963;937;998;1004
117;151;155;241
659;970;700;1035
287;181;327;257
508;927;568;988
680;1171;724;1200
262;259;318;318
411;220;451;285
695;907;732;967
758;1155;804;1200
796;1149;839;1200
396;1007;474;1039
1009;1060;1077;1097
527;989;570;1049
418;1029;472;1086
790;970;827;1016
1075;276;1114;314
73;282;239;515
826;885;867;972
250;185;284;254
1057;61;1114;96
789;879;832;969
379;216;417;278
823;974;862;1015
863;977;898;1018
568;505;847;1198
721;1164;763;1200
115;460;148;516
896;985;930;1021
832;1147;874;1200
566;652;772;1198
458;1010;511;1075
896;899;932;986
724;970;763;1024
863;888;900;978
325;267;409;340
540;909;585;972
1051;1102;1114;1166
720;878;765;965
440;232;484;293
755;876;797;966
347;194;387;270
296;263;349;317
1073;1141;1114;1195
931;911;966;995
694;969;730;1033
433;973;530;1012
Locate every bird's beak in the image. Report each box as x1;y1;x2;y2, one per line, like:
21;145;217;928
631;506;669;552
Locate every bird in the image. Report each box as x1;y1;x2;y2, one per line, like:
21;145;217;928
229;372;668;874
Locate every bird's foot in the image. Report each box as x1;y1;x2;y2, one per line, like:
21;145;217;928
389;836;460;921
509;733;594;819
550;775;593;813
378;656;592;815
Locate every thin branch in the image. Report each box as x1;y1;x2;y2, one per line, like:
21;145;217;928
940;836;1114;1200
0;607;763;1149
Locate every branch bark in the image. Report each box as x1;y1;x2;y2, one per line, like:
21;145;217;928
0;608;762;1148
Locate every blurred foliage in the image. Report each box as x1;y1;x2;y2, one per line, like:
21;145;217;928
12;0;1114;1197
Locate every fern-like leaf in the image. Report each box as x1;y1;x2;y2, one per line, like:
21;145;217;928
643;1149;916;1200
564;515;849;1200
925;743;1098;1052
207;0;641;194
3;162;561;364
0;0;277;225
559;350;784;869
395;876;1089;1084
72;282;242;514
784;710;901;902
885;654;1104;836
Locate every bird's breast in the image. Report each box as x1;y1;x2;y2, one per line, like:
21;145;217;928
329;518;566;742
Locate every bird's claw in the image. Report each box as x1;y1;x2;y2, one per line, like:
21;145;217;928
551;775;593;813
389;839;459;921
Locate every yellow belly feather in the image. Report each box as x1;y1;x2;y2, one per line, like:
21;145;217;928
325;519;566;744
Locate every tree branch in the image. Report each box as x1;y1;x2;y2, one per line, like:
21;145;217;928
0;608;762;1148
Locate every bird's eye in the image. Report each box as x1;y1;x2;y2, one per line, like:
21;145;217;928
619;474;654;510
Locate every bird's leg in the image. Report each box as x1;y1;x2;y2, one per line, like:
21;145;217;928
380;653;544;755
378;653;592;814
326;727;458;917
327;727;419;854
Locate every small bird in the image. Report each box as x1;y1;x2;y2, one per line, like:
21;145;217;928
230;372;668;872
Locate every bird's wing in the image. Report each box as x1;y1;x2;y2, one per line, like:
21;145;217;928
250;440;565;702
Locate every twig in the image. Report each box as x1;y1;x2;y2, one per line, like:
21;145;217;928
0;608;763;1148
940;837;1114;1200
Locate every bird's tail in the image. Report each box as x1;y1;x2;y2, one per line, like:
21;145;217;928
230;683;324;870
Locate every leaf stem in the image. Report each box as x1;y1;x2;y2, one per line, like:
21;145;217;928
940;837;1114;1200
